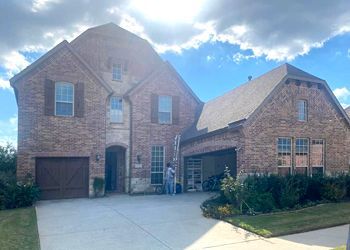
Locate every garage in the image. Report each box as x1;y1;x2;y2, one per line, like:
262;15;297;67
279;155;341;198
36;157;89;200
184;148;236;192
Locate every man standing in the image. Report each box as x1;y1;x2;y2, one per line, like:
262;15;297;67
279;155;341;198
166;162;175;195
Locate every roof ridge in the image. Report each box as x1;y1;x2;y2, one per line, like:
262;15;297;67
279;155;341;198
204;64;287;105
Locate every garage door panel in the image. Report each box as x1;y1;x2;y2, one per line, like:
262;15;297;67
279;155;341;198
36;157;89;200
63;158;88;198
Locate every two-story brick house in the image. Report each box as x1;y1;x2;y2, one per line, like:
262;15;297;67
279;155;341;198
10;23;350;199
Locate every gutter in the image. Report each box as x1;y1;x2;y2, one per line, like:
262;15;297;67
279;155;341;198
181;122;245;145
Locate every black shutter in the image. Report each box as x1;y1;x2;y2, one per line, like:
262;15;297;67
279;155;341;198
74;82;84;118
172;96;180;125
44;79;55;116
151;94;158;123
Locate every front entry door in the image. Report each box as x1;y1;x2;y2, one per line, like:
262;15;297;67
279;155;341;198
105;151;117;191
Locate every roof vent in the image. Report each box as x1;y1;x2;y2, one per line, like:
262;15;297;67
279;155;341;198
248;75;252;81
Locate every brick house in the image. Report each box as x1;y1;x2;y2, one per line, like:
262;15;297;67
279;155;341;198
10;23;350;199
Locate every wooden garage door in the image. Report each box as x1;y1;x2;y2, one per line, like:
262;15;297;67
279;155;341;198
36;157;89;200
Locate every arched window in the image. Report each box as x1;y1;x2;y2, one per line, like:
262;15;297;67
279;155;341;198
110;96;123;123
55;82;74;116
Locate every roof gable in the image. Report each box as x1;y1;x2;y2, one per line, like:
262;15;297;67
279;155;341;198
125;61;202;104
182;63;349;141
10;40;113;93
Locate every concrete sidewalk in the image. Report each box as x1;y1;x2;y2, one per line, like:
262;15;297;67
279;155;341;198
36;193;348;250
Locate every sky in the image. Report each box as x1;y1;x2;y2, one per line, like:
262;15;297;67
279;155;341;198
0;0;350;146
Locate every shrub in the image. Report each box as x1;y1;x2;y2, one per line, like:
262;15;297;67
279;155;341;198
245;192;276;213
219;171;350;214
201;195;239;219
0;176;40;210
0;145;40;210
321;178;346;201
0;143;17;183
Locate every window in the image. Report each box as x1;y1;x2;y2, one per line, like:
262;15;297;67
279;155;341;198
295;138;309;174
110;97;123;123
55;82;74;116
158;96;172;124
311;139;324;175
277;138;292;175
112;64;122;81
151;146;164;185
298;100;307;121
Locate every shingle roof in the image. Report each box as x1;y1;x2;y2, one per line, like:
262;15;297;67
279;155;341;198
10;40;113;93
182;63;325;141
346;106;350;117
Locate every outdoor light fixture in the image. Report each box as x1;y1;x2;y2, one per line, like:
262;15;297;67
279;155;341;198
95;154;101;162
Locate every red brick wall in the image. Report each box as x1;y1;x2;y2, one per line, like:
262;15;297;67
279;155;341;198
242;80;350;174
180;80;350;176
128;65;200;192
15;46;109;196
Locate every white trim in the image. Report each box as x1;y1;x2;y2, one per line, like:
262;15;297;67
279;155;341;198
150;145;165;185
110;96;123;123
295;137;309;168
158;95;172;124
112;63;122;81
277;137;292;167
297;99;307;122
54;82;74;117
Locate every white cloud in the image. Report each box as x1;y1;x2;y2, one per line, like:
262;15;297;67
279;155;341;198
232;52;255;64
333;87;350;108
0;0;350;67
0;115;17;147
0;78;11;90
334;87;350;99
2;51;30;77
31;0;61;12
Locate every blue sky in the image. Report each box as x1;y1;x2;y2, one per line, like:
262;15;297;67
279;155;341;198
0;0;350;146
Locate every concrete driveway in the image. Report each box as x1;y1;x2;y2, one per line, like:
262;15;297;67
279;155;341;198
36;193;348;250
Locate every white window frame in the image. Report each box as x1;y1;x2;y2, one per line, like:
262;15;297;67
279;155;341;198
151;145;165;185
277;137;292;168
310;139;325;175
55;82;74;117
297;100;307;121
110;96;123;123
112;63;122;81
158;96;172;124
295;138;309;168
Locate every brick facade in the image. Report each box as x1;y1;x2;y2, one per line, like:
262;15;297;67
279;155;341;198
242;80;350;175
128;65;199;192
14;45;110;196
181;79;350;177
11;24;350;197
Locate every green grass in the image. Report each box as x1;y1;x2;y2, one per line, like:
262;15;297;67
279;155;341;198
226;202;350;237
0;207;40;250
332;246;346;250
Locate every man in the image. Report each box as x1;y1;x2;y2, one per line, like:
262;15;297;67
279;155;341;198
166;162;175;195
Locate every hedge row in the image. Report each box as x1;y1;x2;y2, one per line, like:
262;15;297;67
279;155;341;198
203;170;350;218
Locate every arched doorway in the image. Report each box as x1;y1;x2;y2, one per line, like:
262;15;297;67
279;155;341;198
105;146;126;193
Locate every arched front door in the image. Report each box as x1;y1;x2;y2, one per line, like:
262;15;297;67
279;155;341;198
105;146;126;192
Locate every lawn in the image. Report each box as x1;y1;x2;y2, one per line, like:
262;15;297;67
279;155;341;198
226;202;350;237
0;207;40;250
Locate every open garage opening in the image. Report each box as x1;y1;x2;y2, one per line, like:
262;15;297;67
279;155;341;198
184;148;237;192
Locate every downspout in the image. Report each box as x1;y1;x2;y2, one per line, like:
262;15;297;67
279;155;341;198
125;96;133;194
